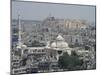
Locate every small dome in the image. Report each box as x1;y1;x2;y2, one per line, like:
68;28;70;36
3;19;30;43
21;44;27;48
16;46;21;49
51;42;56;48
16;44;27;49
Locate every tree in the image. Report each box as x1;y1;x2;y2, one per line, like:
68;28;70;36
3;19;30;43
71;51;78;56
58;52;83;70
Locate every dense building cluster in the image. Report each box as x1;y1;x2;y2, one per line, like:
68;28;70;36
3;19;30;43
11;16;96;75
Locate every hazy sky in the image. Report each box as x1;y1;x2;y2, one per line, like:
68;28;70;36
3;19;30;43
12;1;96;23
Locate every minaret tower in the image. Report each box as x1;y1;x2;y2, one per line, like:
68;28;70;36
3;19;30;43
18;14;22;47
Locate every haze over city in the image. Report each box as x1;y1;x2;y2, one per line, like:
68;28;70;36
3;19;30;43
12;1;96;23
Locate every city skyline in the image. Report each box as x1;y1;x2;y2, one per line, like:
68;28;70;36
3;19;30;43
12;1;96;23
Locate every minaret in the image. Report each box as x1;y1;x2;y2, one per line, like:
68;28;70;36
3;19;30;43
18;14;22;47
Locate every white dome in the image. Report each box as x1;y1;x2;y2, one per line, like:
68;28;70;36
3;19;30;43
16;44;27;49
51;42;56;48
51;34;69;48
21;44;27;48
51;41;69;48
16;46;21;49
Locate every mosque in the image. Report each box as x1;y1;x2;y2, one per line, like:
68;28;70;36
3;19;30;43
16;33;72;62
15;15;72;62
